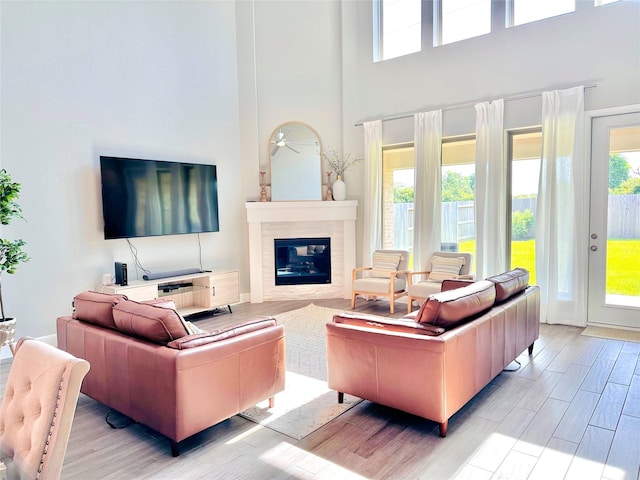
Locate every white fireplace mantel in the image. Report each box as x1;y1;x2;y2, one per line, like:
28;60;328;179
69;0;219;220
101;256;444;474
246;200;357;302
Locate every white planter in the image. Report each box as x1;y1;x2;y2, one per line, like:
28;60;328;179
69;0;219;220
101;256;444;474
332;176;346;201
0;317;16;355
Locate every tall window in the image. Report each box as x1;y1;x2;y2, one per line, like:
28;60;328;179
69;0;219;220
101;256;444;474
382;146;415;266
507;0;575;27
374;0;421;61
441;138;476;268
509;130;541;283
436;0;491;46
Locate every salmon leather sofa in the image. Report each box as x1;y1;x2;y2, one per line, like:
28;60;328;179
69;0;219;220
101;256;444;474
326;268;539;437
56;291;286;456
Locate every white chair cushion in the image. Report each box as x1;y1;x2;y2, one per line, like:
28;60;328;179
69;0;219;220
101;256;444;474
370;251;402;278
408;280;442;298
354;277;406;294
427;255;466;282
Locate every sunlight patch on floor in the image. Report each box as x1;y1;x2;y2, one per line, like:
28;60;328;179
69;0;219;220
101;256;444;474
259;442;368;479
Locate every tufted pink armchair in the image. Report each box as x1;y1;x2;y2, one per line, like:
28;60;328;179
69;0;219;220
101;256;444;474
0;338;90;480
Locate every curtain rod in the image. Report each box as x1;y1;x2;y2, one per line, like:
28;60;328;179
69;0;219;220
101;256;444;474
354;83;597;127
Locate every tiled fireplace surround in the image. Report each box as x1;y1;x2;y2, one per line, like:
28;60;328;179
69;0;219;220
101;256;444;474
245;201;357;302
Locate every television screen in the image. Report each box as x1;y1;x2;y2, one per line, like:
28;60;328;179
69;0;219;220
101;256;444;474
100;156;220;240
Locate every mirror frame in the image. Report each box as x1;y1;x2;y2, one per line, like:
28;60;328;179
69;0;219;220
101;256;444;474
269;122;323;201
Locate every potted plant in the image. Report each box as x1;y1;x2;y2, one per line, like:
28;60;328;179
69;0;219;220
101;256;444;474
0;169;29;335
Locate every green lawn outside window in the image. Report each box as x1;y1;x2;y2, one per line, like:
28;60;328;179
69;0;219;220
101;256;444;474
456;239;639;296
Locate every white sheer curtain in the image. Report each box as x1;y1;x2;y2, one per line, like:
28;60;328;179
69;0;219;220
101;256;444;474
362;120;383;267
536;86;587;326
413;110;442;271
474;99;506;279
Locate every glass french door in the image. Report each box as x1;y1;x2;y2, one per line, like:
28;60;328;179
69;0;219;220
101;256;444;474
588;112;640;329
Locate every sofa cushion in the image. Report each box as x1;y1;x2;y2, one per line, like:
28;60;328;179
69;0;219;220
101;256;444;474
370;251;402;278
72;291;127;329
141;298;206;335
415;280;496;329
487;268;529;303
166;317;277;349
427;255;466;282
112;300;190;344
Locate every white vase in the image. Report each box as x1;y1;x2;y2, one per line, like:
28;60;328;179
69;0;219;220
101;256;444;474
332;176;346;201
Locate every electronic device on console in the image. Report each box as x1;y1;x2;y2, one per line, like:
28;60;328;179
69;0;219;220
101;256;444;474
115;262;128;286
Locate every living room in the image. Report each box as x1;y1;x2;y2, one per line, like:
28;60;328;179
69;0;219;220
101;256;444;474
1;0;639;478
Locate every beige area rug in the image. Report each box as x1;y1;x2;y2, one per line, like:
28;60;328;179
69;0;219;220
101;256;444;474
582;325;640;342
239;303;362;440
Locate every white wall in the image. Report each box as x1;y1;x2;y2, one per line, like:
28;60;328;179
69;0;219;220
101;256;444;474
236;0;343;191
0;1;244;343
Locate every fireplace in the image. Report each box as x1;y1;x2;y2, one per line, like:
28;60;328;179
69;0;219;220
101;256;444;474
245;200;357;302
274;238;331;286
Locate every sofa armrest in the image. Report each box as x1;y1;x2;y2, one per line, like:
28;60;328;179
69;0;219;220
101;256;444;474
407;270;431;285
352;266;372;281
333;313;445;336
167;317;276;349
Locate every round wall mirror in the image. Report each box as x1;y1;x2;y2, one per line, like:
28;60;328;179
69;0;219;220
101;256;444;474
269;122;322;201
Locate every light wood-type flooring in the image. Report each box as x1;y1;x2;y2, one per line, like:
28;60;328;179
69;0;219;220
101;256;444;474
2;298;638;479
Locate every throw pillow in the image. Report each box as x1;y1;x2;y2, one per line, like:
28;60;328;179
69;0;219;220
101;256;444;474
72;291;128;330
112;300;190;344
370;251;402;278
487;267;529;303
141;298;206;334
427;255;466;282
415;280;496;329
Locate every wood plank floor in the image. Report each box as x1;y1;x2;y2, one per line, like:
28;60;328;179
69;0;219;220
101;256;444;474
2;298;639;479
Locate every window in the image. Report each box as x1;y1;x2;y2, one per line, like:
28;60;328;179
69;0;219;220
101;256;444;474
595;0;621;5
508;0;575;27
374;0;421;61
441;138;476;267
436;0;491;46
509;130;541;283
382;146;415;266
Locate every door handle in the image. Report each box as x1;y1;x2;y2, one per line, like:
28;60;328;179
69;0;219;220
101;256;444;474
590;245;598;251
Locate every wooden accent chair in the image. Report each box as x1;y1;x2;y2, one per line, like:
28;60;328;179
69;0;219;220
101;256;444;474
407;251;474;313
351;249;409;314
0;338;90;479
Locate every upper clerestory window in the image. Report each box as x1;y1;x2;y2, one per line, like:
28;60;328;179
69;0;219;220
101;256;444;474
507;0;575;27
435;0;492;46
374;0;421;62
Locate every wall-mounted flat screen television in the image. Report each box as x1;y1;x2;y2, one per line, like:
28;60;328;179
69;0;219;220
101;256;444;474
100;156;220;240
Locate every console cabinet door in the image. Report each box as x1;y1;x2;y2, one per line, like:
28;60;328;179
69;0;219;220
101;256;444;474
210;271;240;308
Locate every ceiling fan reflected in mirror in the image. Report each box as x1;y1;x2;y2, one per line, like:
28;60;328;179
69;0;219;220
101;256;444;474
270;130;300;156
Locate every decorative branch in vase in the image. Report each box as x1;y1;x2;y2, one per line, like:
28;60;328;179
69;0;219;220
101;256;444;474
322;147;363;201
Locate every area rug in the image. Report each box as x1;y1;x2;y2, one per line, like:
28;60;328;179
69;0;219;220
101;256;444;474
239;303;362;440
581;325;640;342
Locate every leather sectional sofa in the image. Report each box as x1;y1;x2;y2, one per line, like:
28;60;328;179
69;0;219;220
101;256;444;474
326;268;539;437
56;291;285;456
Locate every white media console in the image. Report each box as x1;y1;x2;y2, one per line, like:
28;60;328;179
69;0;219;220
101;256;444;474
97;270;239;317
